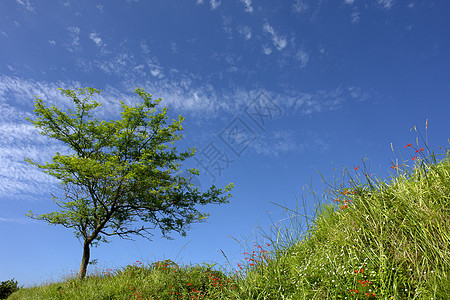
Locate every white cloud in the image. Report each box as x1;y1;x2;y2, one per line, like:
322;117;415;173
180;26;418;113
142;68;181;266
150;69;162;78
66;26;81;52
96;52;156;80
263;23;287;51
96;4;104;13
0;217;36;224
344;0;355;4
196;0;204;4
210;0;221;10
15;0;35;12
89;32;102;47
281;85;369;115
252;131;295;157
0;75;372;198
170;42;178;53
251;129;331;158
140;40;150;54
0;75;79;110
221;16;233;39
351;10;360;23
48;40;56;46
292;0;309;13
378;0;394;9
295;49;309;68
238;26;252;40
146;57;164;78
262;45;272;55
240;0;253;13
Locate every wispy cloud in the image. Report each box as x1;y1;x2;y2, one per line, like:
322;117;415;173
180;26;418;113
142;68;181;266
0;217;36;224
351;10;360;23
0;75;78;111
144;52;164;78
240;0;253;13
344;0;355;4
221;16;233;39
280;85;369;115
292;0;309;13
378;0;394;9
0;118;64;198
295;48;309;68
263;23;287;51
96;52;136;77
251;130;329;157
15;0;35;12
140;40;150;54
210;0;221;10
65;26;81;52
262;45;272;55
251;130;298;157
0;75;369;198
238;26;252;40
89;32;102;47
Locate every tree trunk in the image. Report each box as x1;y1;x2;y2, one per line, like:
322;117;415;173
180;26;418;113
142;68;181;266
78;240;90;279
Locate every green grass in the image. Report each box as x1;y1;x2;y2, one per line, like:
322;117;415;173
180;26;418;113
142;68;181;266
8;138;450;299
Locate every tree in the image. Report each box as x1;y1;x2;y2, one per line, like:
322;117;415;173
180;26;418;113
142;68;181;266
25;87;233;279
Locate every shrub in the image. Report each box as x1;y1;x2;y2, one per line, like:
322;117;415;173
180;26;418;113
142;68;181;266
0;278;19;299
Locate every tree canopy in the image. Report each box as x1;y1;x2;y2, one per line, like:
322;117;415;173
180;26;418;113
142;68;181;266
25;87;233;279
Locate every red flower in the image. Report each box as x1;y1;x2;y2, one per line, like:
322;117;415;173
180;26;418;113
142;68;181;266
358;280;367;286
412;156;418;161
354;166;359;171
404;143;412;148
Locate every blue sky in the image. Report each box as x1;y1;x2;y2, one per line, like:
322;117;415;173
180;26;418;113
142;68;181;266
1;0;449;287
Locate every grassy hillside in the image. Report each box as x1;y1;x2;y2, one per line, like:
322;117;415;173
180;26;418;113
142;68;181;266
8;142;450;299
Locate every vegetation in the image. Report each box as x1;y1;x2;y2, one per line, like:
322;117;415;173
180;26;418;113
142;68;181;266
9;128;449;299
0;279;19;299
24;87;233;279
